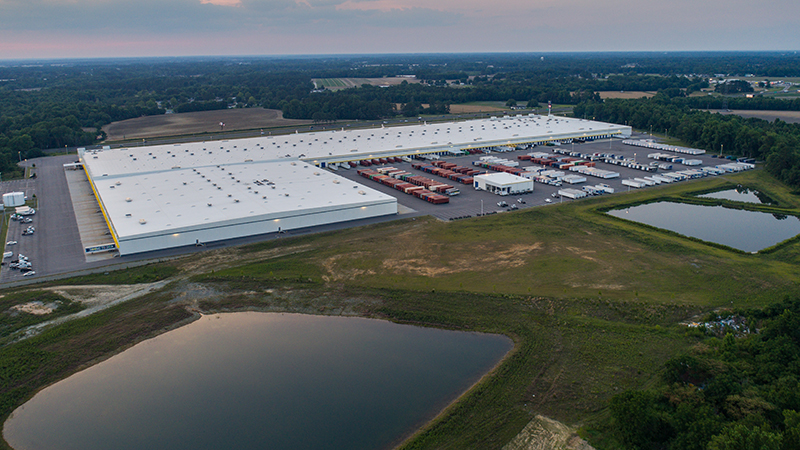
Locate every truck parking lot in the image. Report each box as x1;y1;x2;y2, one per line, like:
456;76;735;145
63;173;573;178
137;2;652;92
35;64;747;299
330;132;750;221
0;131;753;284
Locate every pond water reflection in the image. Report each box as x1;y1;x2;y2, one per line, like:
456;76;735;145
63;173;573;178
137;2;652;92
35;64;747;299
4;313;512;450
698;187;773;205
608;201;800;252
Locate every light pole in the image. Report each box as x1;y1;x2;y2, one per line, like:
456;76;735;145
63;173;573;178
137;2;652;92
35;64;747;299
481;199;483;216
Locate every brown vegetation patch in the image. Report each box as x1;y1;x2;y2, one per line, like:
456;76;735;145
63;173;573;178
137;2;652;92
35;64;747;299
380;243;543;277
502;415;594;450
103;108;312;141
565;246;599;262
713;109;800;124
320;253;377;282
449;104;506;114
11;302;55;315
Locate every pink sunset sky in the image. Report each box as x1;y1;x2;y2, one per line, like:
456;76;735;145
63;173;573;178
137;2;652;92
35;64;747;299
1;0;798;59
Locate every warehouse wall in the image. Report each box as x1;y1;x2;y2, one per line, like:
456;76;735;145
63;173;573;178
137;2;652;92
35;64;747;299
116;200;397;255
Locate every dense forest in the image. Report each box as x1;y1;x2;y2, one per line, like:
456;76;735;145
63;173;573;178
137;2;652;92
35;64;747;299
601;297;800;450
0;52;799;178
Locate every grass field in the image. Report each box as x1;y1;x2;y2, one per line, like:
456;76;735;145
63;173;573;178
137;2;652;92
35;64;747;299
2;169;799;449
313;77;421;90
597;91;656;99
449;103;506;114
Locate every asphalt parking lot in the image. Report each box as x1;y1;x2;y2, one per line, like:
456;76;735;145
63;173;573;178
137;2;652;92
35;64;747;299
1;155;86;283
330;131;738;220
0;131;743;286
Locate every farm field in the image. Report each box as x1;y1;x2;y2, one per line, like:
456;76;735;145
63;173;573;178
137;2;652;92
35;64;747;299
313;77;421;90
597;91;656;99
712;109;800;124
448;103;506;114
102;108;312;141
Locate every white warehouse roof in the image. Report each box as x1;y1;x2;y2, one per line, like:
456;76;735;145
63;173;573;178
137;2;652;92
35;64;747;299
474;172;531;186
82;155;397;255
79;114;629;255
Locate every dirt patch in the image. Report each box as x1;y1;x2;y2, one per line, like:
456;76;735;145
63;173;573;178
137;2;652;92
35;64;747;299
42;282;168;309
11;301;55;315
320;253;377;282
502;415;594;450
565;246;598;262
103;108;312;141
379;243;543;277
597;91;656;99
450;104;506;114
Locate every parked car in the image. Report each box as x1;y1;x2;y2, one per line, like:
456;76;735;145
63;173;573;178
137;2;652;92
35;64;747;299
23;271;36;277
497;201;508;207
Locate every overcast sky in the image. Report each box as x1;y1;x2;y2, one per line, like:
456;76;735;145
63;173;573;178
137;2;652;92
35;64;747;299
1;0;798;59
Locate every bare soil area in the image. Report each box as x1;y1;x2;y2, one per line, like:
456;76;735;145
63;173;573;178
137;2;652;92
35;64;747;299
11;302;55;315
598;91;656;99
714;109;800;124
502;415;594;450
103;108;312;141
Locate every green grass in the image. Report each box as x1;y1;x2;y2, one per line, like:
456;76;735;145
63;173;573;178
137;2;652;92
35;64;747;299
0;290;84;340
1;169;800;449
184;169;800;447
0;290;194;450
50;262;180;286
314;78;347;88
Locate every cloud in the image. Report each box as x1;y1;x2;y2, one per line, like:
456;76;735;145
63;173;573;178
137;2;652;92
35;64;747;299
0;0;799;58
201;0;241;6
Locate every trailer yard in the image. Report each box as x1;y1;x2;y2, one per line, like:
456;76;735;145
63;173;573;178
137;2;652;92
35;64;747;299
330;131;756;220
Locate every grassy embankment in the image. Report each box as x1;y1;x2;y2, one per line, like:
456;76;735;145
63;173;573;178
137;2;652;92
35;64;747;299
1;168;800;449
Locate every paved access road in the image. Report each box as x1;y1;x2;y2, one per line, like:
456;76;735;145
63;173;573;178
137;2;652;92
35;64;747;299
1;155;86;283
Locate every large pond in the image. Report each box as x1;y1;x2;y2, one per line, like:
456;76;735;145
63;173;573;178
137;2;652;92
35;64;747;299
3;313;512;450
697;187;773;205
608;201;800;252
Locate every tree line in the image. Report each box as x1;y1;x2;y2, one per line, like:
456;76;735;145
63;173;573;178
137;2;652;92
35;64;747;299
0;53;798;177
603;297;800;450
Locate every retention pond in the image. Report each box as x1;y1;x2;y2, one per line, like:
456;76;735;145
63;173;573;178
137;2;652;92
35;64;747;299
3;312;512;450
697;187;773;205
608;201;800;252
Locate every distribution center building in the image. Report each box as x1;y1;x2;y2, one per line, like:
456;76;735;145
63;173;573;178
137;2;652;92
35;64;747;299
79;114;631;255
80;154;397;255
